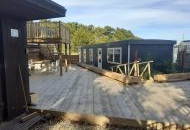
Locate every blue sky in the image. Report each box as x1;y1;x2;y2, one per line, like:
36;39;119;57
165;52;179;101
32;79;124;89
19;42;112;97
52;0;190;42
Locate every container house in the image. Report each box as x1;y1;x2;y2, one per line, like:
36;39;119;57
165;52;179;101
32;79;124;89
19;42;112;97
79;40;176;73
0;0;66;122
178;40;190;72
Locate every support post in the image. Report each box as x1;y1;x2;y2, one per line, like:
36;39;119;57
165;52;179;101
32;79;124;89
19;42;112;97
58;43;63;76
127;43;131;76
148;62;151;80
65;43;68;56
69;44;71;56
65;59;68;72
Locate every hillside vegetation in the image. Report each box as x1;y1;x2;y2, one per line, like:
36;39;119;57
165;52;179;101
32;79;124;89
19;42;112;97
64;22;141;51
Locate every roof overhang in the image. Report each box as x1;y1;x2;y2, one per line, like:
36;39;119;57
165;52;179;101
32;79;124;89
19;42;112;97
0;0;66;20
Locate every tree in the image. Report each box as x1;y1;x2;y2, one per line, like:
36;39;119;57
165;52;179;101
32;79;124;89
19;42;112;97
114;28;136;41
72;28;95;50
64;22;141;52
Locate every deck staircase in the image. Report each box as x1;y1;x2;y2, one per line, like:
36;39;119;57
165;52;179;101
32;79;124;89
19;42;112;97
39;44;60;62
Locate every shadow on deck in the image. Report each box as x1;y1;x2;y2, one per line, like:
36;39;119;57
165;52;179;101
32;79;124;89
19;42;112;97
29;65;190;129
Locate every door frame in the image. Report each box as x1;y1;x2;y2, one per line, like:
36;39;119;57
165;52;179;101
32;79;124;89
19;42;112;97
83;49;86;63
97;48;102;69
89;49;93;65
78;49;81;63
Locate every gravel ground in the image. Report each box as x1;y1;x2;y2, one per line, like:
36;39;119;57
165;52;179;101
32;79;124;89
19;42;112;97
29;116;145;130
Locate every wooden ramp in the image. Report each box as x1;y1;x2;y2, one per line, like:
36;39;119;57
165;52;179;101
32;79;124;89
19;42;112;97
0;114;43;130
29;65;190;129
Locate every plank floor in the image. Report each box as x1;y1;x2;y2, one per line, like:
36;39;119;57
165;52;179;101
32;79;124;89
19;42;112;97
30;65;190;125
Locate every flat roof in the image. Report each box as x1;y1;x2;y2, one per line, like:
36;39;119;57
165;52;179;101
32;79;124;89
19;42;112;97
0;0;66;20
81;39;176;48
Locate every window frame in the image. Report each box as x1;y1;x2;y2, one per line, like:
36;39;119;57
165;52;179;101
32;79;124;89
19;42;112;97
79;49;81;62
89;48;93;65
107;47;122;64
187;45;190;54
83;49;86;63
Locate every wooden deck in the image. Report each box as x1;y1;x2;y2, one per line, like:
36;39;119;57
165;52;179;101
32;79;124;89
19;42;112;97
30;65;190;127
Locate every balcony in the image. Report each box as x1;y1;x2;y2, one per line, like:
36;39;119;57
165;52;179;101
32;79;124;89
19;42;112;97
27;21;71;44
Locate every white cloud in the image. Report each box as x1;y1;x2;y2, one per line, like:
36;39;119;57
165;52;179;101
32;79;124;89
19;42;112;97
53;0;190;41
53;0;118;7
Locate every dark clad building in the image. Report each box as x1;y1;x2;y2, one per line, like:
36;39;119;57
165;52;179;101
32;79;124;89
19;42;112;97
178;40;190;72
79;40;176;73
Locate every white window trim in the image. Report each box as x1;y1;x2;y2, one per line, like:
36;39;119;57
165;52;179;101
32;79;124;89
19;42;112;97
79;49;81;62
89;49;93;64
83;49;86;63
187;45;190;53
107;47;122;64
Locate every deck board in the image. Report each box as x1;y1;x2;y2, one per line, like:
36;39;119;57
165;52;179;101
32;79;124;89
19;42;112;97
30;65;190;125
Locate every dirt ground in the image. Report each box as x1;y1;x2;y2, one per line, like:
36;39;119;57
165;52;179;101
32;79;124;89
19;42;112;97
29;117;144;130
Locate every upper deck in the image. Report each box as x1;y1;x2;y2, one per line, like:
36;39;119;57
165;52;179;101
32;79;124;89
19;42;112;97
27;21;71;44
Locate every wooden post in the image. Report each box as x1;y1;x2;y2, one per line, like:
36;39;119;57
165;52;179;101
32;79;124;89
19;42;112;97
58;21;63;76
65;43;68;56
58;43;63;76
127;43;131;76
137;62;140;77
148;62;151;80
124;65;127;75
69;44;71;56
65;59;68;72
68;44;71;67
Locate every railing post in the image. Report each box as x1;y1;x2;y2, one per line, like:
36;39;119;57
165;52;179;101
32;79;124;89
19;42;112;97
59;21;62;39
148;62;151;80
127;43;131;76
124;64;127;75
69;44;71;56
137;62;140;76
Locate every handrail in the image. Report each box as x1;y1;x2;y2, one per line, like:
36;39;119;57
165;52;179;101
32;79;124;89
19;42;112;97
27;21;71;44
111;61;154;80
110;61;139;69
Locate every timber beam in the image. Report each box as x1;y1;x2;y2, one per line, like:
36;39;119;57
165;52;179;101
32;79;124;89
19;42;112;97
78;63;141;85
29;107;190;129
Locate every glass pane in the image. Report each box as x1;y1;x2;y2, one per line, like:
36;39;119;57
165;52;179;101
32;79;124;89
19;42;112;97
114;49;121;63
187;45;190;53
114;54;120;63
89;49;93;62
83;49;86;62
107;49;114;62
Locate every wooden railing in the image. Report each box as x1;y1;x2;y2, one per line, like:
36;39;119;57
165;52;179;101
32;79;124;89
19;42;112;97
111;61;153;80
27;21;71;44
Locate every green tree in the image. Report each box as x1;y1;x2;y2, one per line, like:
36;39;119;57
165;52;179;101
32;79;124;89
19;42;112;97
114;28;136;41
72;28;95;50
63;22;141;52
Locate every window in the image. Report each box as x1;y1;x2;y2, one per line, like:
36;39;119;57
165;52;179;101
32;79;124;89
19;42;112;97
114;48;121;63
79;49;81;62
83;49;86;63
107;48;114;62
89;49;93;65
107;48;122;64
187;45;190;53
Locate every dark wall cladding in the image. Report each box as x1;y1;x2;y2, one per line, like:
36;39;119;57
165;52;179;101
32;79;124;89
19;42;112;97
0;16;30;121
0;16;4;122
80;40;176;73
